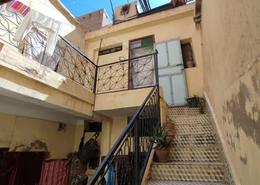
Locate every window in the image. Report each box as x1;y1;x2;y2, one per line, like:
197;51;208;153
84;120;102;132
98;45;123;56
181;42;196;68
120;4;130;15
130;37;154;49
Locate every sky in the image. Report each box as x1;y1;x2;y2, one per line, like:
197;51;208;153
61;0;171;20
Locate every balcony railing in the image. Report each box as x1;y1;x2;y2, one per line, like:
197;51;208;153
88;85;161;185
96;52;158;94
0;4;159;94
0;5;97;92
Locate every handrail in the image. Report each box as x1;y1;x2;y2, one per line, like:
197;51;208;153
0;4;159;94
88;85;160;185
98;52;157;68
58;36;97;67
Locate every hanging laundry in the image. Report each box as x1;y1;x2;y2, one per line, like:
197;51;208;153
39;159;69;185
106;164;116;185
14;9;61;56
7;0;30;16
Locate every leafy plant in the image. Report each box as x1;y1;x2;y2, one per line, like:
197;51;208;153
151;127;171;149
187;95;206;114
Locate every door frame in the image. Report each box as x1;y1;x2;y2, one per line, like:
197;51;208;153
155;38;189;106
128;35;155;89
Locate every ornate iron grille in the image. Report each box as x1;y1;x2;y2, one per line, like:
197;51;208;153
96;53;157;94
0;5;22;48
0;4;160;94
0;5;97;92
96;61;128;93
51;38;97;92
88;86;161;185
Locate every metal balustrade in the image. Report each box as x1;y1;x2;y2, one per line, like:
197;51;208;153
88;86;161;185
0;3;164;185
0;5;159;94
96;52;158;94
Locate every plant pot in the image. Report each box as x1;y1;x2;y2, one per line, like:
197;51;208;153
187;97;198;107
186;60;194;68
156;148;170;162
164;122;175;141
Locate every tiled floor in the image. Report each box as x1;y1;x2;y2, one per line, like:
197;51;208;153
148;107;232;185
148;180;226;185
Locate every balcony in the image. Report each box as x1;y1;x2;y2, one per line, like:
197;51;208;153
0;3;159;121
0;4;96;122
0;4;158;94
0;4;97;92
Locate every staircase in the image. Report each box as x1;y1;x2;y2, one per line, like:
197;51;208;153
148;107;232;185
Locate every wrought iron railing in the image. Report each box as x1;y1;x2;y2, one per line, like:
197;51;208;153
88;85;161;185
96;52;157;94
0;4;159;94
0;5;22;48
0;5;97;92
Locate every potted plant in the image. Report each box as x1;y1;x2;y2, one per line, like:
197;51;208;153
186;95;206;114
152;127;171;163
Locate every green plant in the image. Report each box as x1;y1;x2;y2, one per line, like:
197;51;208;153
197;96;206;114
186;95;206;114
151;127;171;149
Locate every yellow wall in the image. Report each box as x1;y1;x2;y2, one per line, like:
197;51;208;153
0;112;76;159
85;4;204;97
95;87;152;113
65;26;87;52
201;1;260;185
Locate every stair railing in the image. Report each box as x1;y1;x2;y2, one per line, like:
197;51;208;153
87;85;161;185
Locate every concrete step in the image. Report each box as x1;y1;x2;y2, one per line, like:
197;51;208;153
168;107;201;116
172;133;217;147
169;146;222;162
151;162;225;183
170;115;210;125
148;180;226;185
175;122;214;136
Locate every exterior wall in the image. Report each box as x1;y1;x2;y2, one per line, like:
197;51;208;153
65;25;87;52
201;1;260;185
77;9;111;32
94;87;153;116
85;4;204;97
0;112;76;159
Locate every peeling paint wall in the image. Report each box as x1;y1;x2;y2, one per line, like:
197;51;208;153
201;0;260;184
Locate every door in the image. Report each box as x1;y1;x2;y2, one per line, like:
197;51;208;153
156;39;187;106
129;36;155;88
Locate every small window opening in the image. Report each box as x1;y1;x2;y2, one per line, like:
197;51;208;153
98;45;123;56
84;120;102;132
181;42;196;68
120;4;130;15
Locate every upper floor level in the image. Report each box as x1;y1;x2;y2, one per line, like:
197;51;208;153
0;0;202;119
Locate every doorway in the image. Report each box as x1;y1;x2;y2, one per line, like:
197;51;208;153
156;39;188;106
129;36;155;88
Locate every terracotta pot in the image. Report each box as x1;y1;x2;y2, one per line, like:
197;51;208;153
155;148;170;163
164;122;175;141
186;60;194;68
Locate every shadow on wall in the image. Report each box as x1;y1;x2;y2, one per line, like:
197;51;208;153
222;62;260;158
